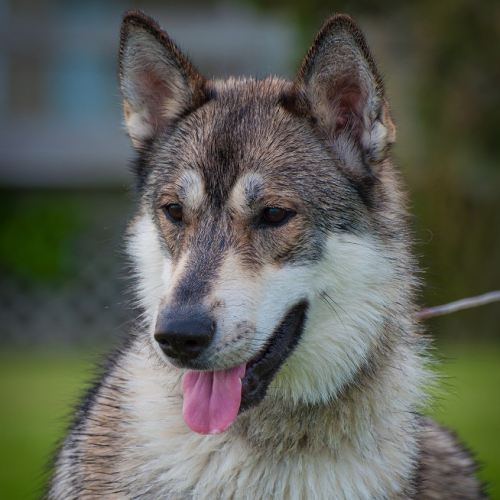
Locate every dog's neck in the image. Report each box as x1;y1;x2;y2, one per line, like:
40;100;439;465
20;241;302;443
118;336;425;498
232;341;424;459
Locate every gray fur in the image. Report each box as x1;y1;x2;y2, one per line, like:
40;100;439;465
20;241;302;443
46;11;486;499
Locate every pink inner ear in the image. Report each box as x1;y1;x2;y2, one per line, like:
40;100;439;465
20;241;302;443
138;68;174;109
329;84;365;137
130;62;176;131
143;70;174;100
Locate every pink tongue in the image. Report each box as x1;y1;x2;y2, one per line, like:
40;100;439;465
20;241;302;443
182;364;246;435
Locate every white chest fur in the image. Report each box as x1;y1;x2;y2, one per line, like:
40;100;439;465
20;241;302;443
117;348;418;500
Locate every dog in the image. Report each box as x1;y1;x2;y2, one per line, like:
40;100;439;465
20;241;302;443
47;11;486;499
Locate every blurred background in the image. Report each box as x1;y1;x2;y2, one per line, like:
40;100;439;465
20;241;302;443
0;0;499;498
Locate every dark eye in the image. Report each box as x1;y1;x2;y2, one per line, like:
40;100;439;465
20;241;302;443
261;207;289;225
164;204;183;222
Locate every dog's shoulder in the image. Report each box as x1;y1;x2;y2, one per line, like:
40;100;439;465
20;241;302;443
414;418;487;499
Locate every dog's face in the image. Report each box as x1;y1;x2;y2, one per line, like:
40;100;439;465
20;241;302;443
121;12;402;434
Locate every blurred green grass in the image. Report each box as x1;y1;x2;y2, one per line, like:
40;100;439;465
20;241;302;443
0;350;100;499
0;343;499;499
430;342;500;498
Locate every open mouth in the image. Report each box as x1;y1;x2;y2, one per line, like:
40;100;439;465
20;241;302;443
181;300;309;435
240;300;309;412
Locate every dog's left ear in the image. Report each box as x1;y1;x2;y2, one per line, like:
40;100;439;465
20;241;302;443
119;11;206;150
288;14;396;166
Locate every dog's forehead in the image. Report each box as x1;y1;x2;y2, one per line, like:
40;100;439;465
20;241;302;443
197;79;302;177
151;78;329;201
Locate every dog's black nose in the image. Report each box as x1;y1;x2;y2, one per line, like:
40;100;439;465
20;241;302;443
154;308;215;361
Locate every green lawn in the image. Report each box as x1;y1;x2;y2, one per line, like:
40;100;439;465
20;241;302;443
0;343;499;499
0;350;99;499
429;342;500;498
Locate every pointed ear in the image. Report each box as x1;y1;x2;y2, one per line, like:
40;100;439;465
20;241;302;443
119;11;206;150
288;14;396;166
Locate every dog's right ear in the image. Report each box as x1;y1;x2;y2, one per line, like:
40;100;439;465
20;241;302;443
119;11;206;150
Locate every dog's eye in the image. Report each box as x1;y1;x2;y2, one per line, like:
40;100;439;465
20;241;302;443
261;207;289;225
164;204;183;222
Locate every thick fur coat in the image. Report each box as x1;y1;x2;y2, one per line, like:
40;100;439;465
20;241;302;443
47;12;486;499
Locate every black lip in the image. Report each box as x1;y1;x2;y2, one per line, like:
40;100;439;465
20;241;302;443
239;300;309;413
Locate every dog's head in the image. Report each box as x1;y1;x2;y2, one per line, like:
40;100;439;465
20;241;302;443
120;12;410;435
